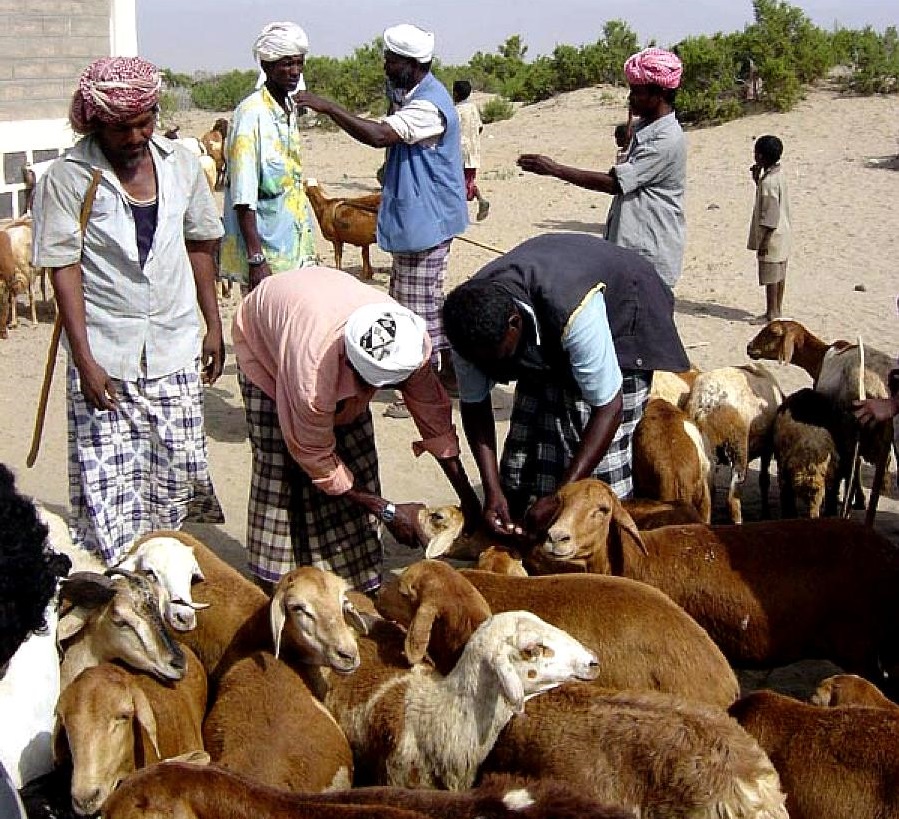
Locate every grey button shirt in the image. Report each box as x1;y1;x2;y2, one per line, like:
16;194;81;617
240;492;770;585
32;134;224;380
605;112;686;287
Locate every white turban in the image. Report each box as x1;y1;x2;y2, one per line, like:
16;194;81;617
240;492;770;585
253;22;309;64
383;24;435;63
344;304;428;388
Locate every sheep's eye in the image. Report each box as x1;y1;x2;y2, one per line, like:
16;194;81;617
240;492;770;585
291;604;314;620
520;644;544;661
143;569;158;584
114;714;130;724
429;512;444;524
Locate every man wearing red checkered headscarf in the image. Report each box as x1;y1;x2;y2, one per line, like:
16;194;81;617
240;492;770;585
32;57;227;565
517;46;687;290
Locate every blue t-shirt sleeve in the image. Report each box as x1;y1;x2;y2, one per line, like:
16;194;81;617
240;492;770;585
452;349;495;403
562;292;623;406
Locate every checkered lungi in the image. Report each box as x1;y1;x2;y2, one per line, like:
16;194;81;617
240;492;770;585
66;361;223;565
501;370;652;517
239;373;383;592
389;239;452;364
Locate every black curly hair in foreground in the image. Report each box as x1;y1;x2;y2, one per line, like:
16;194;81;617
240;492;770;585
0;464;70;669
443;281;516;363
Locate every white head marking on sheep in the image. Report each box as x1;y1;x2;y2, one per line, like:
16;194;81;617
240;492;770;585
119;538;208;632
467;610;599;714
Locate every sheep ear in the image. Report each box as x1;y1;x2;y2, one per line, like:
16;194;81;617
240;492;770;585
780;328;795;365
52;719;70;764
609;500;648;571
493;652;525;714
59;572;117;607
167;750;210;766
405;601;438;665
57;606;91;644
191;561;206;583
343;599;369;636
132;687;161;760
270;585;288;660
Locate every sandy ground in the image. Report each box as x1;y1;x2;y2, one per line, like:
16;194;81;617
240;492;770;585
3;85;898;694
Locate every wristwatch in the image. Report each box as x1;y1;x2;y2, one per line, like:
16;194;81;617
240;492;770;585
379;502;397;524
247;252;266;266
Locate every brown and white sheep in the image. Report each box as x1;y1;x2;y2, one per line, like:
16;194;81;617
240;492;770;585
304;178;380;280
321;611;599;789
772;388;841;518
649;366;700;409
747;318;893;510
57;570;186;689
202;567;366;793
55;645;207;816
684;363;784;523
810;673;899;710
527;478;899;681
376;559;739;708
482;684;789;818
131;530;269;681
0;218;40;336
632;397;712;523
101;761;634;819
730;688;899;819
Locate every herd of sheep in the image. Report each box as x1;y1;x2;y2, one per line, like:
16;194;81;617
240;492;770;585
2;319;899;818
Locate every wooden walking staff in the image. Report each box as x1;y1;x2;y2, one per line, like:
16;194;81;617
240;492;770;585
26;168;103;468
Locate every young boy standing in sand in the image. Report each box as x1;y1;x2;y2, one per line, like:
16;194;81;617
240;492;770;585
453;80;490;221
747;135;791;323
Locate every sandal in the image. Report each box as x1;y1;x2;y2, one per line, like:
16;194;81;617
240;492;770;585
383;400;411;419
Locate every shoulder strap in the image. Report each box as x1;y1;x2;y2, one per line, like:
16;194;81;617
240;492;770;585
79;168;103;238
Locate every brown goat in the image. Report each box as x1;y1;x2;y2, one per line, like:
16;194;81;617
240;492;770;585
632;398;712;523
304;178;380;279
528;479;899;682
810;673;899;710
746;318;893;510
56;646;207;816
377;559;739;707
730;689;899;819
101;761;634;819
199;118;228;189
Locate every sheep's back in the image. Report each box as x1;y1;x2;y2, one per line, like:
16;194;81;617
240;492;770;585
461;570;738;707
484;684;785;816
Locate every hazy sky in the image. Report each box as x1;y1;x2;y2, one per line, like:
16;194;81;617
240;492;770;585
138;0;897;73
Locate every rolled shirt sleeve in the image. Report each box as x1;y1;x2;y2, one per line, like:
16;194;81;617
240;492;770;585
401;364;460;459
383;99;445;144
614;140;669;197
562;291;623;407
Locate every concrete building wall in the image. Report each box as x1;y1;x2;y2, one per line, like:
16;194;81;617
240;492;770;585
0;0;137;219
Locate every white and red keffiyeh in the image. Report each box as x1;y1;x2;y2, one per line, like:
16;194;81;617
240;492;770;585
69;57;161;134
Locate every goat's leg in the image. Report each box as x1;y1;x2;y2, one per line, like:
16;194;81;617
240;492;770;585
779;471;798;519
8;289;18;329
361;245;373;280
758;446;773;518
333;241;343;271
27;279;37;326
726;439;748;524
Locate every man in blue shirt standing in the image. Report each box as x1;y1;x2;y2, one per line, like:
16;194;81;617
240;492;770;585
295;24;468;415
443;233;689;540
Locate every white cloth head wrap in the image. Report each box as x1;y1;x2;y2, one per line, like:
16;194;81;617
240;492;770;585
383;24;435;63
253;22;309;63
344;304;428;387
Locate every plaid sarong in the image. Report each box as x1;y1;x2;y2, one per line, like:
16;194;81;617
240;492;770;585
240;373;383;592
501;370;651;517
66;361;223;565
389;239;452;364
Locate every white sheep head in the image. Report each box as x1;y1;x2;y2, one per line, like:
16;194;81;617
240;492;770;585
118;537;208;632
270;567;365;673
468;610;600;714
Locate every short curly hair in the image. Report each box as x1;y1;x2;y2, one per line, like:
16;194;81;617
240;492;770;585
755;134;783;167
0;464;70;669
443;281;516;362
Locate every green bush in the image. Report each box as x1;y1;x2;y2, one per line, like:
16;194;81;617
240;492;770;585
191;69;257;110
480;96;515;123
